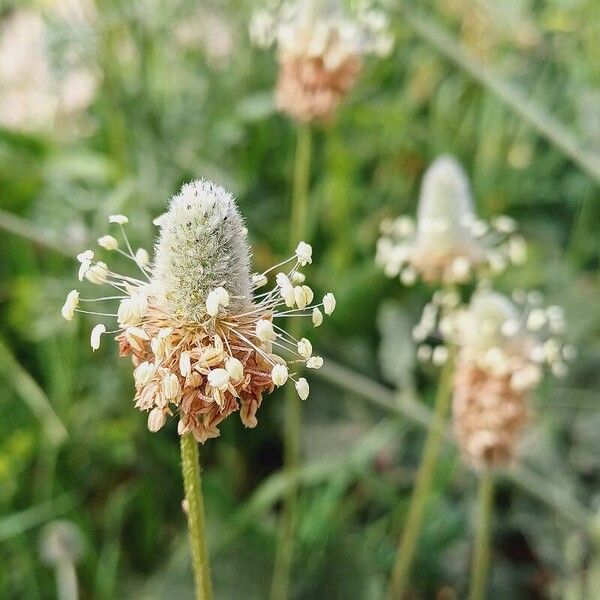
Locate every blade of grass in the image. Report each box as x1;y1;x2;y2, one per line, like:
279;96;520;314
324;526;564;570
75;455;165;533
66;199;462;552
0;336;69;446
0;209;75;257
0;494;75;541
400;8;600;185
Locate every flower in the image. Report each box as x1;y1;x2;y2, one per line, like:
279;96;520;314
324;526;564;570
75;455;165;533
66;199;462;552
61;179;335;442
447;289;571;469
98;235;118;250
250;0;394;122
295;241;312;265
61;290;80;321
0;7;97;133
376;156;527;285
90;324;106;351
295;377;310;400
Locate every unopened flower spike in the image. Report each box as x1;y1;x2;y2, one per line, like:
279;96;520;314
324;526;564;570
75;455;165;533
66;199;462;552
432;288;573;470
250;0;394;122
376;155;528;285
61;179;335;443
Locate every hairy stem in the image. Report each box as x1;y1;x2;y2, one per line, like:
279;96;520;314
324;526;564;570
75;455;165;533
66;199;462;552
468;471;495;600
180;433;213;600
387;356;454;599
270;124;312;600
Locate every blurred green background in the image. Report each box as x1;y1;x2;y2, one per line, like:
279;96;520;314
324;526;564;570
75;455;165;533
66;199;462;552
1;0;600;598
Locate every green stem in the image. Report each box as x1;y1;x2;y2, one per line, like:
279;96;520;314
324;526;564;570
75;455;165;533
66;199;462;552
270;124;312;600
468;471;495;600
387;357;455;600
291;124;312;243
180;433;213;600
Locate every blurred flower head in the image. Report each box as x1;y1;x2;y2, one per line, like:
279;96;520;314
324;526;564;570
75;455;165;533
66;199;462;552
39;520;85;566
446;289;574;469
250;0;394;122
62;180;335;442
0;6;98;134
376;155;527;285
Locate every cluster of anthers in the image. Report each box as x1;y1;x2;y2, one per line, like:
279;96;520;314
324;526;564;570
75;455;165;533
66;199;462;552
61;179;336;442
376;156;528;285
414;288;574;468
250;0;393;122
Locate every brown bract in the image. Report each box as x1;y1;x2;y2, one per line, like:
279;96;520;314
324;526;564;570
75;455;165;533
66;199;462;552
275;54;361;122
452;353;530;470
117;303;275;443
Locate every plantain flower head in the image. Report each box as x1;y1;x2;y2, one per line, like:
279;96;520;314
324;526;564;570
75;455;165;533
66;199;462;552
62;179;336;443
250;0;393;122
377;156;527;285
152;180;252;320
449;289;573;469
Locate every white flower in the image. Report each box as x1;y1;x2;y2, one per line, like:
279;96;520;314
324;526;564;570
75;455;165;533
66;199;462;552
135;248;150;267
297;338;312;359
215;286;230;307
109;215;129;225
179;351;191;377
271;364;288;386
77;250;94;263
291;272;305;284
147;408;166;432
61;290;79;321
118;293;149;326
256;319;276;342
294;285;313;309
161;372;181;403
134;362;156;386
307;356;323;369
295;377;310;400
511;364;542;392
432;345;449;366
323;293;336;315
252;273;268;288
527;309;547;332
312;307;323;327
85;262;109;285
206;286;229;317
295;241;312;266
98;235;118;250
225;357;244;382
90;324;106;351
208;368;230;391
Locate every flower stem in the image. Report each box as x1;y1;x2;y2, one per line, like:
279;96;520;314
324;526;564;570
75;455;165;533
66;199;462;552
468;470;495;600
180;433;213;600
270;123;312;600
387;356;454;599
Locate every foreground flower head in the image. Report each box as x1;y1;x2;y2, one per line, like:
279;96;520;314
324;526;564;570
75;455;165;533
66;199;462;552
376;156;527;285
62;179;335;442
447;289;573;469
250;0;393;122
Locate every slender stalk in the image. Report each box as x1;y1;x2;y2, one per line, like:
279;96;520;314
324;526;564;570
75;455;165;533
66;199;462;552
55;560;78;600
387;356;454;599
468;471;495;600
180;433;213;600
290;124;313;242
270;124;312;600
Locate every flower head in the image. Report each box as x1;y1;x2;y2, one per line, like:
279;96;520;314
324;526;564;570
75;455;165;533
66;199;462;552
250;0;393;122
61;179;335;442
443;289;572;469
376;156;527;285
